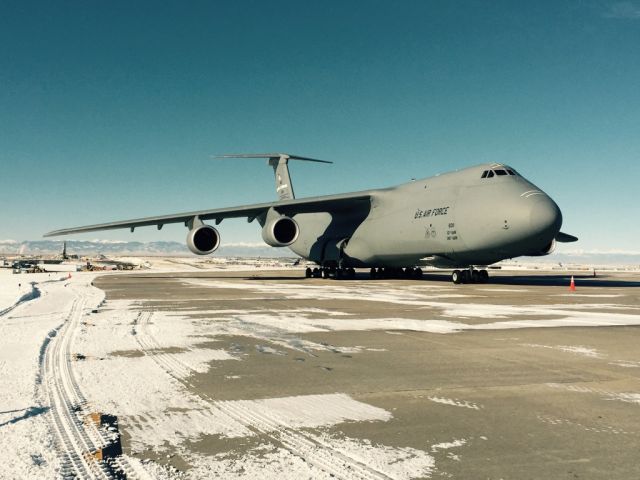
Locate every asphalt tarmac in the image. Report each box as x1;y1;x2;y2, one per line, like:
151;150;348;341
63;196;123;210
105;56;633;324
95;269;640;479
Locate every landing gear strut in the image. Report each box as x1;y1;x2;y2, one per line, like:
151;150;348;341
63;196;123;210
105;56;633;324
452;268;488;284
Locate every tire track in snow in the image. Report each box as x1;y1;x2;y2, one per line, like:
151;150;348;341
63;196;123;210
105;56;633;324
134;310;397;480
39;282;151;480
0;282;40;317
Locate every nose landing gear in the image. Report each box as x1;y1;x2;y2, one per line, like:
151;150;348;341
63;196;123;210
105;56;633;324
452;268;488;284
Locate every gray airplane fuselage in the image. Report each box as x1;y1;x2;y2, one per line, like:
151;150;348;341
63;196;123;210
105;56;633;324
289;163;562;269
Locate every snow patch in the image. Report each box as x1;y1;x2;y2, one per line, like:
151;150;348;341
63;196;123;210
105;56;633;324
123;393;391;453
319;434;436;480
427;397;481;410
605;393;640;405
609;360;640;368
520;344;605;358
431;439;467;452
546;383;640;406
225;393;392;430
125;408;252;452
171;348;238;373
183;434;436;480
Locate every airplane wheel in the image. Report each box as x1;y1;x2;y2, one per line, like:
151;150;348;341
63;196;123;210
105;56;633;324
472;270;480;283
461;270;471;284
348;268;356;279
414;268;423;279
370;268;377;279
305;268;312;278
479;270;489;283
452;270;462;284
313;268;321;278
323;269;330;279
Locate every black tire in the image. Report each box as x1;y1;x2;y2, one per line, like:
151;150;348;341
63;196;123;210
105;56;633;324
479;270;489;283
414;268;423;279
461;270;471;284
369;268;377;279
471;270;480;283
305;268;312;278
452;270;462;284
348;268;356;279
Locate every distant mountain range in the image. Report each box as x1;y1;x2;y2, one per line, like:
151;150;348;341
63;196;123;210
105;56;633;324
536;251;640;267
0;240;293;258
1;240;639;265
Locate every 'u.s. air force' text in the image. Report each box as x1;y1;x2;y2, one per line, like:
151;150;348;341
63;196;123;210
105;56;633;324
414;206;450;219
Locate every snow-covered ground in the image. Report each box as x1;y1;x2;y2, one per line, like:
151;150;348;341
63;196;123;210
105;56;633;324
2;259;639;479
0;271;84;478
0;269;43;314
0;263;457;479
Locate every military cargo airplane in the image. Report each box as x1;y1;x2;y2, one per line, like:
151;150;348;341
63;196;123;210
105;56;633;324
45;153;577;284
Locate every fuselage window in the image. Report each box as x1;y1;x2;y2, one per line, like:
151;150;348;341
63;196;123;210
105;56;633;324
507;169;515;175
494;169;508;176
487;170;495;178
481;171;488;178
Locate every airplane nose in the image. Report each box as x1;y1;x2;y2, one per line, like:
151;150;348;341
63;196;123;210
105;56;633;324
529;196;562;236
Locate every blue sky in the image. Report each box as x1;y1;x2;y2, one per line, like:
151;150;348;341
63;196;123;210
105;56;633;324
1;1;639;251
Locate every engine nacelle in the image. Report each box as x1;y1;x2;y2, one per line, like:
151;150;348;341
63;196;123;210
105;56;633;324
186;224;220;255
261;216;299;247
529;238;556;257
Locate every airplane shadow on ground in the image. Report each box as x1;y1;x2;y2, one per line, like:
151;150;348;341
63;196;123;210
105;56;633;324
420;273;640;288
0;406;49;428
248;273;640;288
124;273;640;288
241;273;640;288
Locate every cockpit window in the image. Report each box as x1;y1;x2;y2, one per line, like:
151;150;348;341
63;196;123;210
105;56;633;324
482;167;518;179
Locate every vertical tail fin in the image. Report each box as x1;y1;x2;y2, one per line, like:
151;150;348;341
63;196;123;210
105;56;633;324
215;153;332;201
268;155;295;200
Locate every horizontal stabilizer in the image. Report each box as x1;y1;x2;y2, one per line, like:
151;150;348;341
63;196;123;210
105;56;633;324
215;152;332;200
215;153;333;164
556;232;579;243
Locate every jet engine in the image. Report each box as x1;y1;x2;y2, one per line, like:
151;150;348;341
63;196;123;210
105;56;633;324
186;224;220;255
529;238;556;257
261;216;299;247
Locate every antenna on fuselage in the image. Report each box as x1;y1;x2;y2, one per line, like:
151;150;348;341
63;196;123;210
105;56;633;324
214;153;333;201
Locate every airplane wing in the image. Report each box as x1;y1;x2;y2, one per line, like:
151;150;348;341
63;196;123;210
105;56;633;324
44;191;374;237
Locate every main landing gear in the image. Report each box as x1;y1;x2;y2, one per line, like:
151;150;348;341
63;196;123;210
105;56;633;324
305;267;356;279
451;268;488;284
